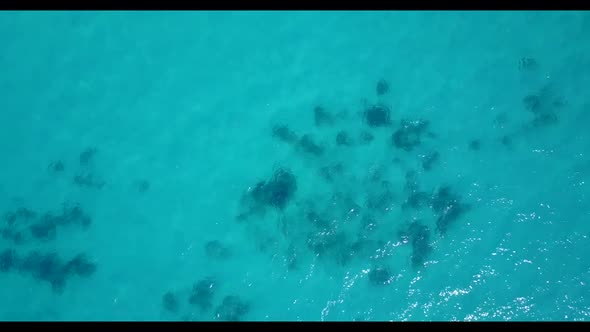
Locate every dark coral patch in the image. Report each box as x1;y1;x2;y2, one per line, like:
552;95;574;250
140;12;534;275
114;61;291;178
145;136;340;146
431;186;469;235
48;161;65;173
64;254;96;277
298;135;324;156
189;278;217;311
523;95;542;114
359;131;374;144
392;120;430;151
0;248;17;272
376;79;390;96
368;265;393;286
406;222;432;268
314;106;334;126
204;240;231;260
17;251;96;293
214;295;250;321
19;251;68;293
364;104;391;127
79;147;98;166
251;168;297;210
73;173;105;189
469;139;481;151
318;163;344;183
422;151;440;171
135;180;151;193
336;131;353;146
29;218;57;240
162;291;180;313
518;57;538;71
272;125;298;144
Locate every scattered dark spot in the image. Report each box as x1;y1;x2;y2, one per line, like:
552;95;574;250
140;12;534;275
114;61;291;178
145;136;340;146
298;135;324;156
469;139;481;151
19;251;68;293
368;265;392;286
422;151;440;171
532;112;558;127
359;131;374;144
135;180;150;193
318;163;344;182
431;186;469;235
251;168;297;210
162;291;179;313
336;131;353;146
523;95;542;114
17;208;37;219
17;251;96;293
204;240;231;260
64;254;96;277
3;213;16;225
0;248;17;272
376;79;390;96
365;187;394;212
214;295;249;321
406;222;432;268
392;120;430;151
431;186;459;214
29;218;57;240
73;173;105;189
48;161;65;173
404;191;430;210
189;277;217;311
1;229;25;245
4;208;37;226
79;147;97;166
42;203;92;228
272;125;298;144
494;112;509;126
500;135;512;147
552;98;566;108
519;57;538;71
314;106;334;126
364;104;391;127
349;239;381;258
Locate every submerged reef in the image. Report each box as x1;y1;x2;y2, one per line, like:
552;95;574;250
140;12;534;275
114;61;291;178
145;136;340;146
214;295;250;321
314;106;335;127
376;79;390;96
204;240;231;260
368;265;393;286
431;186;470;235
272;124;298;144
189;277;217;311
251;168;297;210
364;104;391;127
162;291;180;313
13;250;96;293
392;119;430;151
297;135;325;156
79;147;98;166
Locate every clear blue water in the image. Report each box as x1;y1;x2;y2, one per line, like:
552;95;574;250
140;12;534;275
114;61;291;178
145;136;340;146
0;11;589;321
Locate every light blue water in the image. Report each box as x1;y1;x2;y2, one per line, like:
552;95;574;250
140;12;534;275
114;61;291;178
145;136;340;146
0;11;589;321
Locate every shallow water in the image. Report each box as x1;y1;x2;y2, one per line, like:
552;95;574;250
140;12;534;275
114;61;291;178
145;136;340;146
0;11;589;321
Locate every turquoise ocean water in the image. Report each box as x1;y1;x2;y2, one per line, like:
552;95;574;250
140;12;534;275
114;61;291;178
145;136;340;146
0;11;589;321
